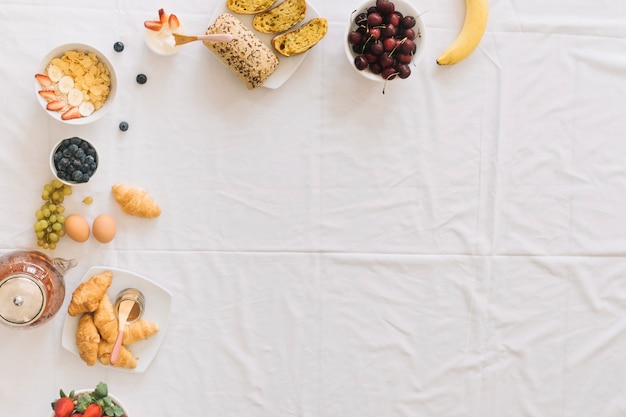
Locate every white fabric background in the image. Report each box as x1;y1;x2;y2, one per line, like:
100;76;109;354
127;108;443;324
2;0;626;416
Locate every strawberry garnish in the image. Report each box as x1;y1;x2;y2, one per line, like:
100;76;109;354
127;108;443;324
61;106;81;120
46;100;66;111
35;73;52;87
38;89;58;101
168;13;180;30
158;8;167;23
53;396;75;417
144;20;163;31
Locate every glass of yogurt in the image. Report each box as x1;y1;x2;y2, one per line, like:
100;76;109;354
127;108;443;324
144;8;183;56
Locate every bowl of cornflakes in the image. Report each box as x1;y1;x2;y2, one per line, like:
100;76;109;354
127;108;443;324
34;43;117;125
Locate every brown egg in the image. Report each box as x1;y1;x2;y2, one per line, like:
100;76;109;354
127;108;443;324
64;214;90;242
92;214;116;243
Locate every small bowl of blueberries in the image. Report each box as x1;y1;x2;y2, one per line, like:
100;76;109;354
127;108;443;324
50;137;99;185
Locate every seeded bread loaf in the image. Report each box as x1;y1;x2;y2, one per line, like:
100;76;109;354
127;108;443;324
252;0;307;34
204;13;280;90
227;0;276;14
271;17;328;57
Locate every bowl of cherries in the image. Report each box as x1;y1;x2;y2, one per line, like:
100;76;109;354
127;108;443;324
345;0;425;84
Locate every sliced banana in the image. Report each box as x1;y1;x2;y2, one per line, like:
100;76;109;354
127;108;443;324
67;88;84;106
58;76;74;94
46;64;63;82
78;101;95;117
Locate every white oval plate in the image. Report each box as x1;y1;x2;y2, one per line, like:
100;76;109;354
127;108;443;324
61;266;172;373
208;1;320;89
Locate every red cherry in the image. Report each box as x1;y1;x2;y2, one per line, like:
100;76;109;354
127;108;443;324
383;37;396;52
368;27;381;40
367;12;383;26
354;55;368;70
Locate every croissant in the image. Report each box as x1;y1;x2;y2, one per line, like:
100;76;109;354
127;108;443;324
111;184;161;218
97;341;137;369
68;271;113;316
76;314;100;366
123;319;159;345
93;293;118;343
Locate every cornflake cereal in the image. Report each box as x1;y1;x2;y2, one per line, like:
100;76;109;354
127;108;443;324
52;50;110;109
36;49;112;120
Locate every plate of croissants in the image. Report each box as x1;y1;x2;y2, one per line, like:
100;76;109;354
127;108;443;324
61;266;172;372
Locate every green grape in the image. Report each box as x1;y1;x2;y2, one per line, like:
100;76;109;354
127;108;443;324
33;180;73;250
34;221;44;232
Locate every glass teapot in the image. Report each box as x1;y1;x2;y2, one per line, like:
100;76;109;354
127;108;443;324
0;250;76;328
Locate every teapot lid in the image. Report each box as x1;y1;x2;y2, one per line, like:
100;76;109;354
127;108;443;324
0;274;45;326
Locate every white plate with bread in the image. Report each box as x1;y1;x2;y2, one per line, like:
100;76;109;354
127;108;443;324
208;0;323;89
61;266;172;373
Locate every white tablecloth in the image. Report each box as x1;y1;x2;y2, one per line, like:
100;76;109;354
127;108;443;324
2;0;626;416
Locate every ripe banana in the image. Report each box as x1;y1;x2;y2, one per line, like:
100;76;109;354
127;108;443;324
436;0;489;65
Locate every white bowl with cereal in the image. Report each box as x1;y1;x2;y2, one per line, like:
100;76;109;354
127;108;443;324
34;43;117;125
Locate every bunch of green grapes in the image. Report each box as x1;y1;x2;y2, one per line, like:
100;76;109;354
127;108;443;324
34;179;72;249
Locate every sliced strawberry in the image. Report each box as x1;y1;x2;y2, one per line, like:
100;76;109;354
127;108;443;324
38;89;58;101
61;107;81;120
144;20;163;31
35;73;52;87
158;8;167;24
168;13;180;30
46;100;66;111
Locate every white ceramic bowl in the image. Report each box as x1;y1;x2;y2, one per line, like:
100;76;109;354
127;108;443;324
50;137;99;186
344;0;426;82
49;390;129;417
35;43;117;125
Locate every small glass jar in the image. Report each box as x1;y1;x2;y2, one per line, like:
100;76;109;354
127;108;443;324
113;288;145;324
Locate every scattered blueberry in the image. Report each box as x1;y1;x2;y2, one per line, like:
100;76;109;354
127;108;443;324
53;137;98;184
113;41;125;52
136;73;148;84
119;121;129;131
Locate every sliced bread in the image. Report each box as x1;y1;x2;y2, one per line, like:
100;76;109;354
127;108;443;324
227;0;277;14
252;0;307;34
271;17;328;56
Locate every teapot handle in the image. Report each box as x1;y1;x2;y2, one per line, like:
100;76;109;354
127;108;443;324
52;258;77;275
